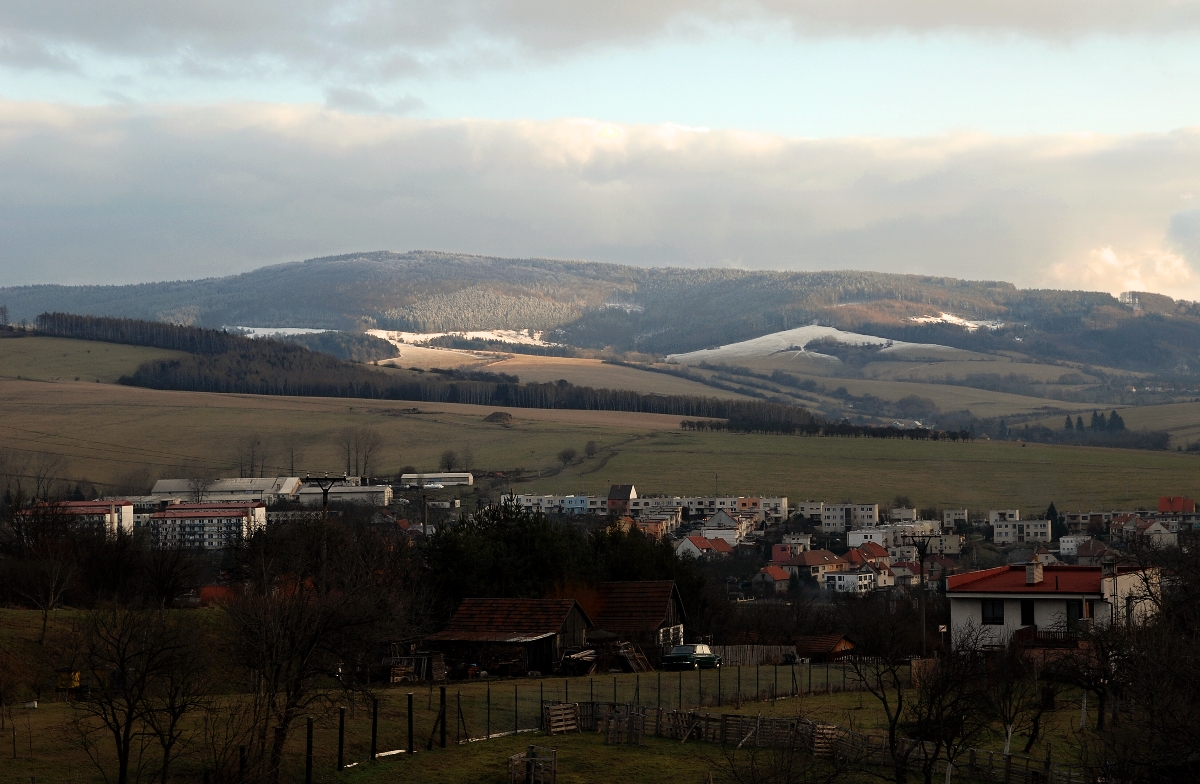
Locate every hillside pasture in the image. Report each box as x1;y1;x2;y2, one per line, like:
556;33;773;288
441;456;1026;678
2;378;1197;512
0;335;188;383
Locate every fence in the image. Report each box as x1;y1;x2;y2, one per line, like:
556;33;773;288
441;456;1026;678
273;665;1083;784
710;645;798;666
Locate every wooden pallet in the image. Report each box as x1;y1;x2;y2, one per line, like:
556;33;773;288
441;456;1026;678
543;703;580;735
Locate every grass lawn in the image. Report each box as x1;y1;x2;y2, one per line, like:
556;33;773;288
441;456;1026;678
0;336;188;383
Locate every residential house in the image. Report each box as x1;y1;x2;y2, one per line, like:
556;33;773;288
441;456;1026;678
1058;535;1091;557
989;509;1021;524
753;565;793;595
889;507;917;522
947;561;1159;649
1075;539;1119;566
607;485;637;516
783;550;847;582
701;510;757;545
1159;496;1195;514
1064;511;1116;536
824;567;877;594
424;598;592;676
675;535;731;559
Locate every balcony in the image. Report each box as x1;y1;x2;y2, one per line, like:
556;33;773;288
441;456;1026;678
1012;625;1079;648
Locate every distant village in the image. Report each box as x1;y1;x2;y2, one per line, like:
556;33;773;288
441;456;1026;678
34;474;1186;656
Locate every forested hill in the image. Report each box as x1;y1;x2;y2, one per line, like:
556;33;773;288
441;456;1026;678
7;251;1200;372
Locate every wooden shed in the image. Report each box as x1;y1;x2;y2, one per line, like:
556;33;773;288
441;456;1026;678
587;581;687;649
425;598;592;677
793;634;857;663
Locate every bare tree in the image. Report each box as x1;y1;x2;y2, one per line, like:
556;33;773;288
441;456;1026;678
141;546;198;609
844;594;924;784
281;433;305;476
235;434;269;478
222;519;421;783
983;637;1042;755
439;449;459;472
557;447;577;466
459;445;475;472
67;606;204;784
585;440;598;458
339;427;382;477
0;501;79;644
30;452;68;500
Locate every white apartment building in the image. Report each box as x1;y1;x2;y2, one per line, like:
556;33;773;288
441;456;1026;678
512;493;788;522
399;473;474;487
820;503;880;533
993;519;1051;545
850;522;945;550
37;500;135;537
943;509;968;529
889;508;917;522
148;502;268;549
890;534;963;561
989;509;1021;524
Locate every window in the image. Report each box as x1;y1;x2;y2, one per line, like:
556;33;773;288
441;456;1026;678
981;599;1005;625
1020;599;1035;626
1066;600;1083;627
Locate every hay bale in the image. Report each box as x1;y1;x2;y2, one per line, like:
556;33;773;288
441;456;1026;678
484;411;514;424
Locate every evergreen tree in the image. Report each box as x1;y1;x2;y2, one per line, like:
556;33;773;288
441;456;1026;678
1091;410;1105;431
1064;415;1074;430
1076;416;1085;430
1108;410;1126;432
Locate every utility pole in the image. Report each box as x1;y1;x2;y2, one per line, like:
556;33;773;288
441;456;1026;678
304;472;345;524
902;531;938;657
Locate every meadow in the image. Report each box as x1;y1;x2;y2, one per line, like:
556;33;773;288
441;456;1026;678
3;335;1200;509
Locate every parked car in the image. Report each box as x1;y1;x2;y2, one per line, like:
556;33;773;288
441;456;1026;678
661;644;722;670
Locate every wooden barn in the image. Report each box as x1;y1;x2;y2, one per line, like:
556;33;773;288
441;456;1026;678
793;634;857;663
424;598;592;677
588;581;687;649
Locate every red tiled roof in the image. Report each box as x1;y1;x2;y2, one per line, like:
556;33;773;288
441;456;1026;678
426;598;591;643
170;502;264;509
1159;496;1195;513
858;541;890;558
685;535;714;550
785;550;846;567
758;565;791;582
591;581;683;634
946;565;1136;594
709;538;734;553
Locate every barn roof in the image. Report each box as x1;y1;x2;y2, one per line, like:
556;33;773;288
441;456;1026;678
425;598;592;644
590;581;685;635
794;634;856;656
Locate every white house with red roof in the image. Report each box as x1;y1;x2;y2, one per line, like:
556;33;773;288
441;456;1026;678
946;561;1159;648
674;535;731;559
752;565;792;595
782;550;847;582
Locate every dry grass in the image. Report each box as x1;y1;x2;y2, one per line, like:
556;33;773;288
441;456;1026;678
0;336;187;383
478;356;750;400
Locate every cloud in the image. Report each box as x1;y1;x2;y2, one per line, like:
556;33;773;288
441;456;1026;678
2;1;1199;82
0;100;1197;296
323;88;425;115
1051;247;1200;299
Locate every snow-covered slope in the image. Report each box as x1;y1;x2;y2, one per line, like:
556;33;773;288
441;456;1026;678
665;325;961;364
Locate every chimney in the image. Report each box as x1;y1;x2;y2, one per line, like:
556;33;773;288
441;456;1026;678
1101;555;1117;579
1025;562;1044;585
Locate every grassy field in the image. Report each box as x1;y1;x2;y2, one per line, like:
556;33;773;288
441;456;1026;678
0;601;1092;784
3;377;1199;510
0;336;188;383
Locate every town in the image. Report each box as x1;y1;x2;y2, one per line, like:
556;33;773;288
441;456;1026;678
3;460;1189;782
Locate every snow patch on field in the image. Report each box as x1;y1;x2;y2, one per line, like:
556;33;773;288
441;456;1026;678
665;325;962;363
909;313;1005;331
229;326;329;337
367;329;558;348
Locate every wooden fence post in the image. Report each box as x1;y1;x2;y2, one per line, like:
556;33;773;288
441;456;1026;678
408;693;415;754
337;707;345;771
370;696;378;760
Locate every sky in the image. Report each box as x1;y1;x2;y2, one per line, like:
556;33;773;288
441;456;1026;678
3;1;1200;298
